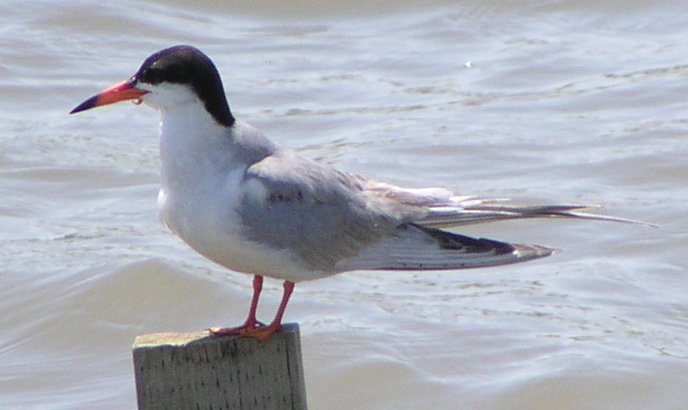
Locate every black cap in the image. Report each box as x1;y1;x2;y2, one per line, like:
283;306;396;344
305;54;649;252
134;45;235;127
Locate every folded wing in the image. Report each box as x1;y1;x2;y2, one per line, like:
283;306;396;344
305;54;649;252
239;153;607;275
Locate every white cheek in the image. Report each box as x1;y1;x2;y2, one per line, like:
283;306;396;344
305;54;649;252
139;83;197;110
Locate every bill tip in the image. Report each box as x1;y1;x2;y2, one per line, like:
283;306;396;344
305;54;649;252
69;96;98;115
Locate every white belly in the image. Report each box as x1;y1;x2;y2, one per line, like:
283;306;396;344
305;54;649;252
157;170;326;282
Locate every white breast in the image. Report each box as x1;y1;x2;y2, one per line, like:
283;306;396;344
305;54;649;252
155;104;321;281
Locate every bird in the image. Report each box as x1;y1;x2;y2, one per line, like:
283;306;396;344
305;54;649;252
70;45;639;341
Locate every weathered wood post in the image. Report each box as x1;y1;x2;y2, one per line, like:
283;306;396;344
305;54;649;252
132;323;307;410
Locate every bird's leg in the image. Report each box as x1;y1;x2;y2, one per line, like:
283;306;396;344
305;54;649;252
241;280;295;342
209;275;265;336
244;275;265;327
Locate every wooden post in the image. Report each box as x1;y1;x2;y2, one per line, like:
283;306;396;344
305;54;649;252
132;323;307;410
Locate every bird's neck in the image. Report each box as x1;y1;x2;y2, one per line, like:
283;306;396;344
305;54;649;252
158;102;240;191
160;101;227;141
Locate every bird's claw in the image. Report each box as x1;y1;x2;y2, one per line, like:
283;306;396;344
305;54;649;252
208;321;280;342
208;320;267;337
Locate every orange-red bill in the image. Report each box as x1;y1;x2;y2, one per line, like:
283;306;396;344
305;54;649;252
70;80;148;114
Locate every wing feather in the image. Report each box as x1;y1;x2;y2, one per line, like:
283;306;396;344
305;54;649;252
236;153;639;276
336;223;554;271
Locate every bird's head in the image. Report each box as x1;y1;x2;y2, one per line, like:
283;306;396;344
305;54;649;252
70;45;234;127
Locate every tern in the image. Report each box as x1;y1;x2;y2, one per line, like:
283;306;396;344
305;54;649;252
71;45;637;341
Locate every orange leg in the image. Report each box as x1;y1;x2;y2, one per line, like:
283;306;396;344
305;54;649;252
241;280;295;342
209;275;265;336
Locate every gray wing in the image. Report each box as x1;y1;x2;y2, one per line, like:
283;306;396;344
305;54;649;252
237;151;555;274
238;151;399;271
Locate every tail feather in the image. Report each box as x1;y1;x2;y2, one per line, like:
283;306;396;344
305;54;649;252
363;179;653;227
417;203;655;228
346;181;652;272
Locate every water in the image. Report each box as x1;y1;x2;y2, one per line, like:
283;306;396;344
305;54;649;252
1;1;687;408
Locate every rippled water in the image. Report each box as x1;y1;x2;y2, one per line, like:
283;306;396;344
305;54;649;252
1;1;687;409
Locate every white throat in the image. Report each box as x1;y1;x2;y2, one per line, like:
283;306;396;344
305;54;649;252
157;99;237;188
152;89;245;249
